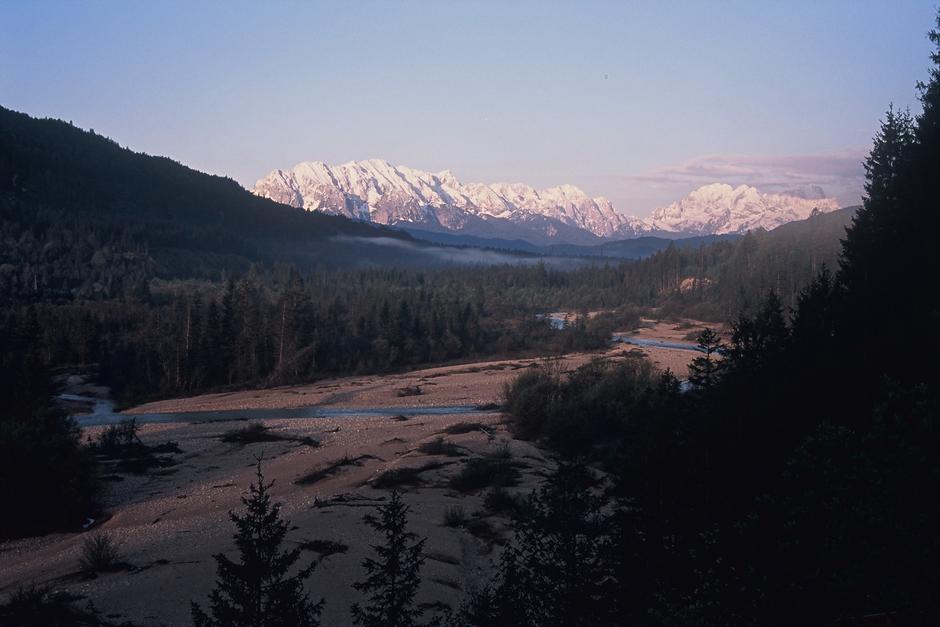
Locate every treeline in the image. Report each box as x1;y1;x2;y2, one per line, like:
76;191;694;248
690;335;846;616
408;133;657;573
3;268;620;405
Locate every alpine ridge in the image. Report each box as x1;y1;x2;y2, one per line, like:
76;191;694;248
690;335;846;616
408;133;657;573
253;160;841;244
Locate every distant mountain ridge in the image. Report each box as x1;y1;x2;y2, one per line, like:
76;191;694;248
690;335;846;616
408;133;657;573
253;160;841;244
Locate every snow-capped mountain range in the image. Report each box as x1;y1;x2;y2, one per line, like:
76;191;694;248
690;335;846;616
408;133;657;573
252;159;841;244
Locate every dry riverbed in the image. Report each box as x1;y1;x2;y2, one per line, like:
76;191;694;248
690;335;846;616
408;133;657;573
0;319;715;625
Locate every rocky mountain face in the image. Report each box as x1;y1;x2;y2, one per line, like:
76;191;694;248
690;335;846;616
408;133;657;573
253;160;840;244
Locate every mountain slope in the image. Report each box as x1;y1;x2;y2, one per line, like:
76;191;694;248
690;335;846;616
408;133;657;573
254;160;841;244
0;107;534;302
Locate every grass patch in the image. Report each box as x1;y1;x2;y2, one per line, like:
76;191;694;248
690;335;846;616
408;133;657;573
487;441;513;460
371;461;450;490
295;454;371;486
449;457;521;493
298;539;349;558
0;585;118;626
396;385;423;397
442;505;467;528
418;437;465;457
220;422;283;444
443;421;486;435
220;422;320;447
484;486;524;515
465;518;503;544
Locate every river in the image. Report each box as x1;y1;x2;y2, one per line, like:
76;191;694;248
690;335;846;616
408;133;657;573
66;395;490;428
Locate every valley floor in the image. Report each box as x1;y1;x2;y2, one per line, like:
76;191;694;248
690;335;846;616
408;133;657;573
0;320;711;626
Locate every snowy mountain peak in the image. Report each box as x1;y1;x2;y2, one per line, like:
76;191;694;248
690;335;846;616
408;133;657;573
253;160;628;242
646;183;840;236
252;160;841;244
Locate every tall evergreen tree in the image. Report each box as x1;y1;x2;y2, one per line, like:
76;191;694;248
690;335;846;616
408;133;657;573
687;327;725;390
350;490;427;627
192;460;322;627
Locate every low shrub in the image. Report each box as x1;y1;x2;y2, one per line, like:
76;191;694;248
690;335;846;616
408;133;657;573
97;418;139;451
79;532;122;575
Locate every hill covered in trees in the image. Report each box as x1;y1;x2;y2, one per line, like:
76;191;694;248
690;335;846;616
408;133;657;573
1;105;535;302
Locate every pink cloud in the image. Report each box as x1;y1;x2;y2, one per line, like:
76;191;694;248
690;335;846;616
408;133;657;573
624;149;867;207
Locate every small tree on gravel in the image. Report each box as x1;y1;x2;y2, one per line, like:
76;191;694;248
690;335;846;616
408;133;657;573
192;459;322;627
350;490;428;627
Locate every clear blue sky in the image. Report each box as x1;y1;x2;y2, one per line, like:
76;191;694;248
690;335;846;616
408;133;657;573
1;1;936;214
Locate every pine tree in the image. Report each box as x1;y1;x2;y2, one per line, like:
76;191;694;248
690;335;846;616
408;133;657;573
350;490;427;627
839;105;915;308
192;460;322;627
687;327;725;390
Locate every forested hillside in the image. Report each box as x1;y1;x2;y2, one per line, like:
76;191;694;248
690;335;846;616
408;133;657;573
0;106;485;302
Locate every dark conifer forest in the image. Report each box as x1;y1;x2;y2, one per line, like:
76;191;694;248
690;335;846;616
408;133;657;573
2;8;939;626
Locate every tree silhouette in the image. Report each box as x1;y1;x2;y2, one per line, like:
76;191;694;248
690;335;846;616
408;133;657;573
687;327;725;390
192;460;322;627
350;490;427;627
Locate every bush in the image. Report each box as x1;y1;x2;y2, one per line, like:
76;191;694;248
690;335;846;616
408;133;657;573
79;532;122;575
502;356;664;456
97;418;139;451
501;366;560;440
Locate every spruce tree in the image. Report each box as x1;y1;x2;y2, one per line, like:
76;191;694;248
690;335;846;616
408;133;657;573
350;490;427;627
687;327;725;390
192;460;322;627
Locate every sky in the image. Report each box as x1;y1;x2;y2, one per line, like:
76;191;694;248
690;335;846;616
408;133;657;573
1;1;936;215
